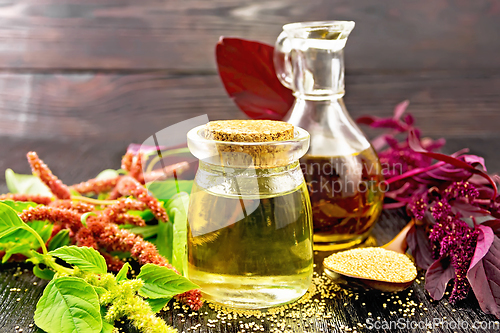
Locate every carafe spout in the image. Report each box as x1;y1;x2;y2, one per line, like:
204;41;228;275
274;21;355;98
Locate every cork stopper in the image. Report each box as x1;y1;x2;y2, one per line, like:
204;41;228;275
205;120;294;142
187;122;309;169
201;120;295;168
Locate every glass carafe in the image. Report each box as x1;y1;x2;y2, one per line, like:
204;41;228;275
274;21;385;251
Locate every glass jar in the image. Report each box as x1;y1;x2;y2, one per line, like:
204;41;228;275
274;21;385;250
186;121;313;309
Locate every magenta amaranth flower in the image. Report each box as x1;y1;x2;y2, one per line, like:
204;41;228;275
409;197;427;221
429;205;480;303
431;200;453;222
443;180;480;201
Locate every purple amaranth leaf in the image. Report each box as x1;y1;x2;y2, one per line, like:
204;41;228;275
357;100;410;131
393;100;410;120
451;201;492;220
462;154;488;172
384;135;400;149
412;160;474;184
386;161;445;185
216;38;295;120
467;225;500;319
425;257;456;300
371;135;390;151
404;113;414;126
383;202;407;209
422;137;446;152
355;117;407;132
482;220;500;236
469;225;495;269
406;222;435;269
408;130;497;198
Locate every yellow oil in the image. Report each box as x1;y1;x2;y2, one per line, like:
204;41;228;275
301;148;385;251
187;182;313;309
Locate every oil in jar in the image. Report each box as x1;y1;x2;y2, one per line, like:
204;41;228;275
187;182;313;309
301;147;385;250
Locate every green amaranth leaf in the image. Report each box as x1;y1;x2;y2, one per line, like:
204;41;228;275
147;237;158;246
49;246;107;275
48;229;71;251
146;180;193;202
137;263;199;299
167;193;189;275
95;169;120;180
1;221;53;262
93;286;108;295
0;203;48;255
128;209;155;222
0;200;38;213
119;224;158;239
28;221;53;243
156;217;173;262
33;265;55;280
146;297;172;313
101;321;115;333
27;250;46;264
0;202;26;239
5;168;52;196
1;221;53;246
2;243;32;263
116;262;131;282
80;212;96;227
34;277;102;333
69;188;81;196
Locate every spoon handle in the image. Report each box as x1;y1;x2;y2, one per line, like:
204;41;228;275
382;219;415;254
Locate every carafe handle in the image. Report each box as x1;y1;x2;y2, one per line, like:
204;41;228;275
273;31;294;90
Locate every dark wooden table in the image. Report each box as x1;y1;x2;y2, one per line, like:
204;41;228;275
0;1;499;332
1;137;500;333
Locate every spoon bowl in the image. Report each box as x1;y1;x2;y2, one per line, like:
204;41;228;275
324;268;415;292
323;220;417;292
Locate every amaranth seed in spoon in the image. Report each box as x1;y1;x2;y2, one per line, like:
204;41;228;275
324;247;417;283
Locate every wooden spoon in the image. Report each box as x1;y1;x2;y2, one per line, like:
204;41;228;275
324;220;417;292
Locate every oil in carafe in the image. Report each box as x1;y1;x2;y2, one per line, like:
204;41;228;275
301;147;385;250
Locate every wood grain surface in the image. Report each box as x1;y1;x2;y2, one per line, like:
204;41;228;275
0;0;499;332
0;206;499;333
0;71;499;141
0;0;499;71
0;137;499;333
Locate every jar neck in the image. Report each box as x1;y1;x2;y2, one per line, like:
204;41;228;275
195;160;305;197
198;160;301;176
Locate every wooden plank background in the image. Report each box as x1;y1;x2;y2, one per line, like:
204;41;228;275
0;0;499;143
0;1;500;332
0;0;499;71
0;0;498;195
